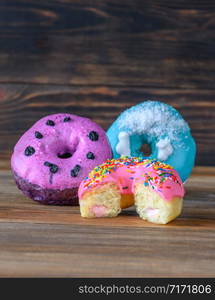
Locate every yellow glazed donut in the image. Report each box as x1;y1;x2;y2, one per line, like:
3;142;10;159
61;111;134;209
78;157;184;224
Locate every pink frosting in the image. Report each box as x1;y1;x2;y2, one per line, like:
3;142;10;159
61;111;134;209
78;158;185;202
11;113;112;190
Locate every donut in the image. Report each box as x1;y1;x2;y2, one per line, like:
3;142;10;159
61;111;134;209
78;157;184;224
107;101;196;182
11;113;112;205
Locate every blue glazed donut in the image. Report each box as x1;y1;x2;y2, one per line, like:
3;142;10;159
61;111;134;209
107;101;196;182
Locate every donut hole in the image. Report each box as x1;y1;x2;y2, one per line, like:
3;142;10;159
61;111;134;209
56;139;79;159
57;146;76;159
140;143;151;157
57;152;72;159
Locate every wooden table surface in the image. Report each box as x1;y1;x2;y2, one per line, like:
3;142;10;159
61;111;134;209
0;166;214;277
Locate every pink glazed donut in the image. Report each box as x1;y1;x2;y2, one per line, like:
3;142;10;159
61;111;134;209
11;113;112;205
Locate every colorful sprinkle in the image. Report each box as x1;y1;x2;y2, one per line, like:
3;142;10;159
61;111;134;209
82;156;180;193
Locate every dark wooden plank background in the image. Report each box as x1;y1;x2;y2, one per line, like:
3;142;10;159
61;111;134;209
0;0;215;169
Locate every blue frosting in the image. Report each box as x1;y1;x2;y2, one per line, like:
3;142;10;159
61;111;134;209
107;101;196;182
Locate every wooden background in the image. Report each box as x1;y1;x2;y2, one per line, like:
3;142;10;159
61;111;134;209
0;0;215;169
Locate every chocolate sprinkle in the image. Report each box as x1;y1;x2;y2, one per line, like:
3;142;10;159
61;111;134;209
46;120;55;126
35;131;43;139
44;161;59;173
71;165;81;177
50;165;58;174
88;131;99;141
24;146;35;156
86;152;95;159
64;117;71;122
44;161;52;167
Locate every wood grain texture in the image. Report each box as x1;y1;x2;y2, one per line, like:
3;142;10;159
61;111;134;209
0;0;215;87
0;167;214;277
0;0;215;167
